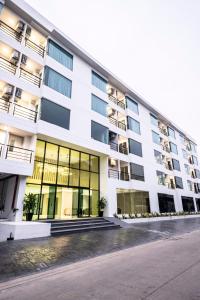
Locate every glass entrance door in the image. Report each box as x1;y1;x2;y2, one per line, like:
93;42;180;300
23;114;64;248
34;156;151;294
78;189;90;217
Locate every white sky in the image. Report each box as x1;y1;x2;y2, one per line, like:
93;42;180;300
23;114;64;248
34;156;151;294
27;0;200;149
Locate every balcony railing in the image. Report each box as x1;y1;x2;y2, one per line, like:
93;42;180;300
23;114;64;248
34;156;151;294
109;141;118;151
108;95;125;110
108;116;126;131
0;97;10;113
109;116;118;127
108;169;119;179
25;37;45;57
19;68;41;87
118;121;126;131
161;144;170;153
13;103;38;122
0;57;17;74
120;171;130;181
5;145;33;163
108;169;130;181
0;20;22;42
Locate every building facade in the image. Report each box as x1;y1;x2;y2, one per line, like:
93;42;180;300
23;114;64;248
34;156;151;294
0;0;200;239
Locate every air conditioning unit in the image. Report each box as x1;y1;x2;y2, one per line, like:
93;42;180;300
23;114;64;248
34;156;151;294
26;26;32;38
3;85;13;96
16;20;25;33
10;50;20;64
15;88;22;99
107;87;115;96
21;54;27;65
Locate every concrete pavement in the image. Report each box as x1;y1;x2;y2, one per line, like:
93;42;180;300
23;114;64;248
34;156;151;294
1;229;200;299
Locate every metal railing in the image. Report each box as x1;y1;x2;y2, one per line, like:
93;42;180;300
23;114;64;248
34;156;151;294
108;116;118;127
19;68;41;87
0;143;4;157
118;121;126;131
130;174;144;181
108;169;130;181
13;103;38;122
108;116;126;131
108;169;119;179
109;141;118;151
5;145;33;163
25;37;45;57
120;171;130;181
0;97;10;113
0;20;22;42
108;95;125;110
0;57;17;74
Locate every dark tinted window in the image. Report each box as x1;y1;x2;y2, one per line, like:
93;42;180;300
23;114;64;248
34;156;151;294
192;155;198;165
92;71;107;93
175;176;183;189
158;193;175;213
91;121;108;144
91;94;107;116
182;196;195;212
48;39;73;70
152;131;160;145
172;158;180;171
127;116;140;134
129;138;142;157
126;96;139;114
40;98;70;130
170;142;178;154
130;163;144;181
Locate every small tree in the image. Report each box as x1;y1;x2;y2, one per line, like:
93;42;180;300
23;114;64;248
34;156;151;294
23;193;37;221
98;197;107;217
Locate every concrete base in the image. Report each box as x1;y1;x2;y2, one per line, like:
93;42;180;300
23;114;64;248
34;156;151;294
123;214;200;224
0;221;51;242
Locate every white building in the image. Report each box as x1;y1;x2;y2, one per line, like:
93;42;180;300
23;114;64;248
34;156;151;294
0;0;200;240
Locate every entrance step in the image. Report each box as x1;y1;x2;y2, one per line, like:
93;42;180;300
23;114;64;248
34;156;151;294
45;218;121;235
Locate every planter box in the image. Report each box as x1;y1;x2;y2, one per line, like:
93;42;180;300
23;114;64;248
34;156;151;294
122;214;200;224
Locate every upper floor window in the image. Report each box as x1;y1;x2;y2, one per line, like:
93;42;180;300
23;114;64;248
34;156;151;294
172;158;180;171
127;116;140;135
156;170;165;185
91;94;107;117
150;114;158;127
184;164;190;175
126;96;139;115
190;142;197;153
175;176;183;189
48;39;73;70
195;169;200;179
44;66;72;98
170;142;178;155
187;180;193;191
40;98;70;130
91;121;108;144
168;127;175;139
182;149;187;159
192;155;198;166
154;150;162;164
152;131;160;145
130;163;144;181
180;134;185;145
92;71;107;93
128;138;142;157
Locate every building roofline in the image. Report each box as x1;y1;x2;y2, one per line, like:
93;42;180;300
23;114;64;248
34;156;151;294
5;0;197;144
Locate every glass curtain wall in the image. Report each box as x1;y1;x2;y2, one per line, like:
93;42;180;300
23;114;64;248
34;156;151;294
117;190;150;214
25;140;99;219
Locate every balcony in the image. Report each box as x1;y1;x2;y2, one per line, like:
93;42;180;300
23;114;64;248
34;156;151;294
0;20;23;42
13;103;38;122
108;169;129;181
0;143;33;163
19;68;41;87
109;141;118;151
108;95;125;110
0;97;10;113
107;85;126;110
25;37;45;57
0;57;17;74
108;115;126;131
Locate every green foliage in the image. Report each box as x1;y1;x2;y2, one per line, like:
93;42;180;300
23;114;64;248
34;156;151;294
23;193;37;213
98;197;107;210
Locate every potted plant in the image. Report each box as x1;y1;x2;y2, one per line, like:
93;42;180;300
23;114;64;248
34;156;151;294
98;197;107;217
23;193;37;221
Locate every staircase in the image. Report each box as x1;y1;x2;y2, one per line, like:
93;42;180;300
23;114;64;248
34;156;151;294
46;217;120;235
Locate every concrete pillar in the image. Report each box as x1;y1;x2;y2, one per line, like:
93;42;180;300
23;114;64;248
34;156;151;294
174;192;183;212
12;176;27;222
149;190;159;213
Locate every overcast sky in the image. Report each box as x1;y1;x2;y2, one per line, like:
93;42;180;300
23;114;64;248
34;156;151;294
27;0;200;148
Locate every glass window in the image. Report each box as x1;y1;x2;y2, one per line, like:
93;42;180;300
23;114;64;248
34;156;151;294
91;121;108;144
45;143;58;164
70;150;80;169
126;96;139;114
43;163;57;184
129;138;142;157
152;131;160;145
190;142;197;153
187;180;193;191
90;190;99;216
48;39;73;70
55;187;78;218
195;169;200;179
154;150;163;164
27;161;43;184
182;149;187;159
158;193;175;213
192;155;198;166
80;170;90;188
80;153;90;171
59;147;69;166
92;71;107;93
40;98;70;130
150;114;158;126
40;185;56;219
130;163;144;181
182;196;195;212
24;184;41;220
172;158;180;171
175;176;183;189
168;127;175;138
35;140;45;162
69;168;79;186
57;166;69;185
156;171;166;185
184;164;190;175
44;66;72;98
180;134;185;145
170;142;178;154
90;173;99;190
127;116;140;134
90;155;99;172
91;94;107;117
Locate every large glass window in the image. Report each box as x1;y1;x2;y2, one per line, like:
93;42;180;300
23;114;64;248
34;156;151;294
129;138;142;157
150;114;158;127
59;147;70;166
126;96;139;114
91;94;107;117
40;98;70;130
190;142;197;153
90;155;99;172
48;39;73;70
45;143;58;164
28;161;43;184
130;163;144;181
158;193;175;213
170;142;178;154
175;176;183;189
184;164;190;175
92;71;107;93
192;155;198;166
156;171;166;185
127;116;140;134
117;190;150;214
91;121;108;144
182;196;195;212
154;150;163;164
152;131;160;145
172;158;180;171
35;140;45;162
43;163;57;184
70;150;80;169
80;153;90;171
195;169;200;179
168;127;175;139
44;66;72;98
